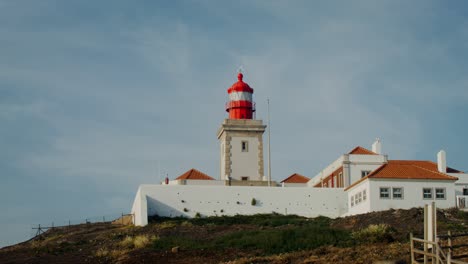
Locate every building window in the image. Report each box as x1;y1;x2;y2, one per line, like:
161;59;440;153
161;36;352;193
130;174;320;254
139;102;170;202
358;192;362;203
463;188;468;195
380;187;390;199
423;188;433;199
361;170;371;178
363;190;367;201
241;176;249;181
351;196;354;207
241;141;248;152
435;188;446;199
392;187;404;199
338;172;343;187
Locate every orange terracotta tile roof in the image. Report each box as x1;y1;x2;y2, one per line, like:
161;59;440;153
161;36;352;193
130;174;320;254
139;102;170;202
387;160;463;173
348;146;377;155
345;160;459;191
281;173;310;183
175;169;215;180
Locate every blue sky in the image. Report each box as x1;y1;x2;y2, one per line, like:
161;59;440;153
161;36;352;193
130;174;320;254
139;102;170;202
1;0;468;247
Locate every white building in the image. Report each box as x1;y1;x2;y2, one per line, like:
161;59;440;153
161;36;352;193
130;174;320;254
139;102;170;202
130;74;468;226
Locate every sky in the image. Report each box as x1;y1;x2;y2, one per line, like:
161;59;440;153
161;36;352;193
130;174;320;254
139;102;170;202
1;0;468;247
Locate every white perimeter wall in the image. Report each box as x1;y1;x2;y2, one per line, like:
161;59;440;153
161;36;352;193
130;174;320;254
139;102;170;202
283;183;308;187
368;179;456;212
168;180;225;186
131;185;347;226
231;136;261;180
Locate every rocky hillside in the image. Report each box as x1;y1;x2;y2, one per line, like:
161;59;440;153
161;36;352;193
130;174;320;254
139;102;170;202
1;208;467;264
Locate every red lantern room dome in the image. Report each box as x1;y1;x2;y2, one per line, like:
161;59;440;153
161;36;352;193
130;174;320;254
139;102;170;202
227;73;254;93
226;73;255;119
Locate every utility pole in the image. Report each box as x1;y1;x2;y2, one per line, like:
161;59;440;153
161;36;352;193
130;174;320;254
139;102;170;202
267;98;272;187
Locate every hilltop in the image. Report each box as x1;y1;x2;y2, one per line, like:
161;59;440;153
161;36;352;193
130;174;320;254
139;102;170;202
0;208;467;264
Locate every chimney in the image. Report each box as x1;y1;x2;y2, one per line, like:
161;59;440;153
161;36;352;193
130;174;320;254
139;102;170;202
437;150;446;173
372;138;382;154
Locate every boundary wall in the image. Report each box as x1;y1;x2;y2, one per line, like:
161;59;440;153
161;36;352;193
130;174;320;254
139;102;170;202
132;185;347;226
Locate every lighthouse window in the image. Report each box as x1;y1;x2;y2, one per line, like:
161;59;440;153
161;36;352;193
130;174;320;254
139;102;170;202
241;141;248;152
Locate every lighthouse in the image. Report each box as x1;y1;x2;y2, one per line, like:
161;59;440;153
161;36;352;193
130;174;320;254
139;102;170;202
217;73;266;183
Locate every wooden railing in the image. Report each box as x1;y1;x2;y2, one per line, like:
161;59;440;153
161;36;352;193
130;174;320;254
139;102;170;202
410;232;468;264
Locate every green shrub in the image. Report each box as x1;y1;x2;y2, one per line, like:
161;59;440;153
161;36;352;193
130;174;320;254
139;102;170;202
152;217;351;254
251;198;257;206
352;224;395;244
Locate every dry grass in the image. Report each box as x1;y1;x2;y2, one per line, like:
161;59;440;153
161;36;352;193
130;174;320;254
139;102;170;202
95;247;109;257
119;234;157;249
95;247;129;260
158;221;177;229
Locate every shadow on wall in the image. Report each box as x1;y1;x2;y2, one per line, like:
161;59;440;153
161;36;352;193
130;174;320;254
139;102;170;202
147;196;187;219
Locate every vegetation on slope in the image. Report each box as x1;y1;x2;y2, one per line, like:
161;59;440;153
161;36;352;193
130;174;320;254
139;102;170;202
0;208;466;264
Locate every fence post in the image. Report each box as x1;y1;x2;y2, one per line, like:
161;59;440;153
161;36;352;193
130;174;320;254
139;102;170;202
432;202;436;264
424;204;428;264
447;231;451;264
435;237;440;264
410;233;415;264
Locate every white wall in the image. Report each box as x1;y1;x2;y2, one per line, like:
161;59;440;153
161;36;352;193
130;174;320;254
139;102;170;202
348;154;386;163
348;163;383;186
131;186;148;226
450;173;468;196
346;180;371;216
368;179;456;212
169;180;225;186
131;185;348;226
231;136;261;180
282;183;308;187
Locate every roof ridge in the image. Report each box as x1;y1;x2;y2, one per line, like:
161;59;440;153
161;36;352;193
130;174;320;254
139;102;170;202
409;164;459;180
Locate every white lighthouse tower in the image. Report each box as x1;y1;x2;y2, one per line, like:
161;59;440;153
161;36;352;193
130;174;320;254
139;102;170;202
217;73;266;183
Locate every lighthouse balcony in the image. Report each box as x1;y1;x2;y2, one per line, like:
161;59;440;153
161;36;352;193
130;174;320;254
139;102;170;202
225;101;256;112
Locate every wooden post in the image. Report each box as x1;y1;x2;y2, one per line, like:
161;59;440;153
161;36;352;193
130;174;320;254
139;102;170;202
410;233;415;264
424;204;428;264
447;231;452;264
432;202;436;264
435;237;440;264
